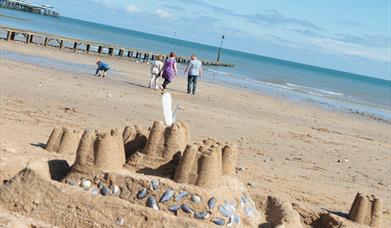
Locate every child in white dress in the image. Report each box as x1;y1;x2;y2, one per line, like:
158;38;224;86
149;55;164;89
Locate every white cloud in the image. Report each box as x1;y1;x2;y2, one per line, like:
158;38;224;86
155;9;170;18
126;4;141;13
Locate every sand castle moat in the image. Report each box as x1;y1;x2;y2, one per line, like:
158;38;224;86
0;120;384;227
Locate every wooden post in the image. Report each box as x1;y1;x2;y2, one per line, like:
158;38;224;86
73;42;78;51
86;44;90;53
108;48;114;56
127;50;131;58
6;31;12;41
59;40;64;49
29;34;34;43
44;37;48;46
98;46;103;54
10;32;16;40
25;34;30;43
118;49;124;57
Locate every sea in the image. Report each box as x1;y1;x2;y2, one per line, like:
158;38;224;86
1;8;390;121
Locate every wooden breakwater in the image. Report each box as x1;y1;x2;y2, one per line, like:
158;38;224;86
0;0;59;17
0;26;234;67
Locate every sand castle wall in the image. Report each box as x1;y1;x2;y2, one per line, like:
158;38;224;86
46;127;81;154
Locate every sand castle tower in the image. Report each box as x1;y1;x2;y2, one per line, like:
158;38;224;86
46;127;81;154
68;128;126;177
141;121;190;161
174;138;238;189
122;125;148;158
348;193;383;227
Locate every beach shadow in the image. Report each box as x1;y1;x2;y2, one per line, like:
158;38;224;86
47;159;70;181
136;153;181;179
123;81;149;89
321;208;348;218
30;143;46;149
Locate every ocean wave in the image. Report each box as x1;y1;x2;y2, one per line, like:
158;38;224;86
245;78;344;98
207;69;229;75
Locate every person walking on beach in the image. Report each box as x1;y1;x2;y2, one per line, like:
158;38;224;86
160;52;177;91
184;54;203;94
95;60;110;77
149;55;164;89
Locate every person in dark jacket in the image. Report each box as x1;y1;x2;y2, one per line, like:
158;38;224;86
95;61;110;77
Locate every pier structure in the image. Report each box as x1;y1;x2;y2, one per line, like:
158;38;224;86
0;0;59;17
0;26;234;67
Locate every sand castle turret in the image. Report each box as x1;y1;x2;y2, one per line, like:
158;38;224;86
174;138;238;189
123;125;147;158
348;192;383;227
142;121;190;160
69;128;126;177
46;127;81;154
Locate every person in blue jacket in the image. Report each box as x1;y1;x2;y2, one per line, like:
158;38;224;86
95;61;110;77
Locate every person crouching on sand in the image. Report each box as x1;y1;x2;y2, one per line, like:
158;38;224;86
149;55;164;89
160;52;177;91
95;61;110;77
184;54;203;94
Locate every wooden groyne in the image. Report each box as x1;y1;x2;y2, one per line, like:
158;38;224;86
0;26;234;67
0;0;59;16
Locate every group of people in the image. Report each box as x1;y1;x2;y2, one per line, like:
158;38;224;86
149;52;203;94
94;51;203;94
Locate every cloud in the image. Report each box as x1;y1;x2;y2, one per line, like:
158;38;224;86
241;9;323;31
155;9;170;18
292;29;320;37
334;34;391;48
337;19;365;27
125;4;141;13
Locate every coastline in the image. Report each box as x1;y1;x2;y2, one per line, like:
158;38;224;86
1;39;390;227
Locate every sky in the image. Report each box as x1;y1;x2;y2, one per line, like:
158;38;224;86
38;0;390;79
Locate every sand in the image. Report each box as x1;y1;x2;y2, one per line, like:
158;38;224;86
0;40;390;227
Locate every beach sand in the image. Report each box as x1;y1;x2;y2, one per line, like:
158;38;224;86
0;40;390;227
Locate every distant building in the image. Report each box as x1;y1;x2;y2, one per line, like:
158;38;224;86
0;0;59;16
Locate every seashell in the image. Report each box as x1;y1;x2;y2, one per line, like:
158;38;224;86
146;196;159;210
98;181;104;189
80;179;91;188
67;180;76;186
111;185;120;194
212;218;225;226
227;216;234;227
208;197;216;210
90;188;98;195
150;179;159;190
168;204;181;213
244;206;255;216
137;188;147;199
194;211;211;219
175;191;189;202
160;188;174;202
181;204;194;213
191;194;201;203
219;205;232;217
100;186;110;196
234;214;241;224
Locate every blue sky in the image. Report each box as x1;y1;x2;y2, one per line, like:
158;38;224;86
40;0;390;79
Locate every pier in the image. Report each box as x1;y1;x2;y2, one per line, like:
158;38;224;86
0;0;59;17
0;26;234;67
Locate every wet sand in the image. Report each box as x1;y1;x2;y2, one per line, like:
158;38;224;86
0;40;390;227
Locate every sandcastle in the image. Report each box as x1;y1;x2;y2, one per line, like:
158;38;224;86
45;127;81;154
1;121;386;227
347;193;383;227
173;138;238;188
